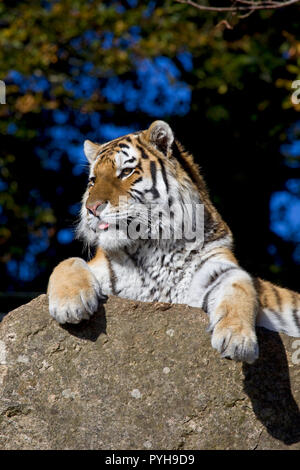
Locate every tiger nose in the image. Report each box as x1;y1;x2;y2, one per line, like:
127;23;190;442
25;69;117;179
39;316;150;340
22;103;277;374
86;201;108;216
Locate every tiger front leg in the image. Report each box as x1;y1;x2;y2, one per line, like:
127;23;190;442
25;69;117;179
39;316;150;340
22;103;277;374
48;257;107;324
208;272;259;364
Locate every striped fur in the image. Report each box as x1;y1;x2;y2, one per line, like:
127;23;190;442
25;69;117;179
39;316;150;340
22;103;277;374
48;121;300;364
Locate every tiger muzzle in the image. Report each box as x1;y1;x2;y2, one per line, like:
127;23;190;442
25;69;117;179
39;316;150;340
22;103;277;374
86;200;108;217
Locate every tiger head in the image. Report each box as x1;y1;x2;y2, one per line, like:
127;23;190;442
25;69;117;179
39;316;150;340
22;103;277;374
77;120;205;251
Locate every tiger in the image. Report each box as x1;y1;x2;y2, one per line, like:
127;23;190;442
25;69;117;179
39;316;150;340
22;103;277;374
47;120;300;364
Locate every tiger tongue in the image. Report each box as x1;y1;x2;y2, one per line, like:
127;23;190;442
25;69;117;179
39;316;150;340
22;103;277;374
99;222;109;230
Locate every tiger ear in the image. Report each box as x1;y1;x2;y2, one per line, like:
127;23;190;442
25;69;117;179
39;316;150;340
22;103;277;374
146;120;174;155
84;140;101;164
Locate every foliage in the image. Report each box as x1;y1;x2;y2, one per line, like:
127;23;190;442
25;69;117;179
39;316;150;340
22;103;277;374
0;0;300;295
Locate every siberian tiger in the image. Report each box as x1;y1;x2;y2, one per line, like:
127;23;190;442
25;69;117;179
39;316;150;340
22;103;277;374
48;120;300;364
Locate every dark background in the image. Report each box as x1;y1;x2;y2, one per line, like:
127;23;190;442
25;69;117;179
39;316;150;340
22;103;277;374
0;0;299;316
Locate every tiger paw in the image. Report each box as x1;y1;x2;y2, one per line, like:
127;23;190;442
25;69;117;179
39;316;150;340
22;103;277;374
211;318;259;364
48;257;107;324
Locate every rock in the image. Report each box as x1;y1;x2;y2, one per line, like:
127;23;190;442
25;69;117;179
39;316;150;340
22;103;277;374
0;294;300;450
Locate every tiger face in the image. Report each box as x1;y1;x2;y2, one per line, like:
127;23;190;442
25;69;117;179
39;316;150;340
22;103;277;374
77;121;202;251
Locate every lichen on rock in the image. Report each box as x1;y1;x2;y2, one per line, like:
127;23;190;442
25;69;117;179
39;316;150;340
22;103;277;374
0;294;299;450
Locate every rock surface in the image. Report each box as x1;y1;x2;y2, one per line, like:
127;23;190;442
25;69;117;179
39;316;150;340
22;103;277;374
0;294;300;450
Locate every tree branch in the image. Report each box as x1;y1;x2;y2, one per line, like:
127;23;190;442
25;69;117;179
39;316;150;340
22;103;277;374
175;0;300;14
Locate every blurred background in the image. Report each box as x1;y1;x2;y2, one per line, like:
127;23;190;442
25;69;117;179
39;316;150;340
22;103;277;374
0;0;300;317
